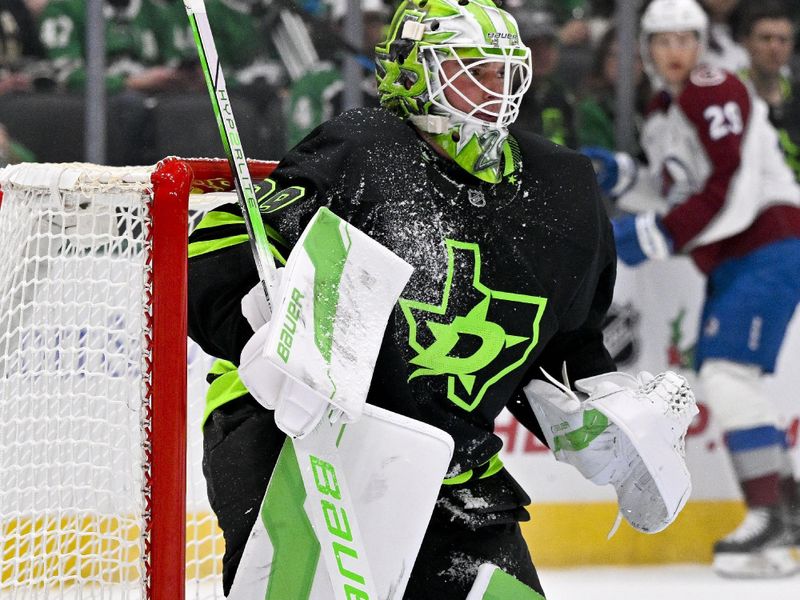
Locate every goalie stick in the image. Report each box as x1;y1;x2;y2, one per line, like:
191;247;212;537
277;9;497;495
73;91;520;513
183;2;382;598
184;0;277;306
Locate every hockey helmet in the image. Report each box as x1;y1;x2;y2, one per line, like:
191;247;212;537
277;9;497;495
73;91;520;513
640;0;709;86
375;0;532;183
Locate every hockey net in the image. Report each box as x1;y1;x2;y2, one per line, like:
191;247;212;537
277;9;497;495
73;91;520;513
0;158;276;599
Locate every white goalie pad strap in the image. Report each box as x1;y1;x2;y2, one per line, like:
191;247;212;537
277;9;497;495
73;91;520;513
524;369;698;533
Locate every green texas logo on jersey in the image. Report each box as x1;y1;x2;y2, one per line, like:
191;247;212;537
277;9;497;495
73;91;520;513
399;240;547;412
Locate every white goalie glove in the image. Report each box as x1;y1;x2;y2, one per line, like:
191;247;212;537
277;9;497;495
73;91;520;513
524;367;697;534
240;317;332;439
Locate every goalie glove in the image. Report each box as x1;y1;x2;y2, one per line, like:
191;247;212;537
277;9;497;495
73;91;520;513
523;367;697;534
238;266;332;438
239;208;412;439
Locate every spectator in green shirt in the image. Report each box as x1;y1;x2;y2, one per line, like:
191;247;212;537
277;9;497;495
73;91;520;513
0;0;46;164
38;0;194;94
285;0;387;148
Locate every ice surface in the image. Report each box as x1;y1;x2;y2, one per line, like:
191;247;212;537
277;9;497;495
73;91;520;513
539;564;800;599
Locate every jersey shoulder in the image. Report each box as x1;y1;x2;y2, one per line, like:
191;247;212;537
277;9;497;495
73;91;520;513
318;107;416;147
511;129;604;226
511;127;580;162
278;107;413;174
677;66;751;117
512;128;596;183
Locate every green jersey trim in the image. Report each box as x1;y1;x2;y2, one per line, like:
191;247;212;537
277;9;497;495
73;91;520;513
442;452;504;485
201;360;249;428
193;210;289;246
502;138;516;177
481;567;545;600
189;234;288;263
193;210;247;231
188;234;251;258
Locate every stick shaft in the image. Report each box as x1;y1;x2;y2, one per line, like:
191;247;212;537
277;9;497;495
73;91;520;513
184;0;276;306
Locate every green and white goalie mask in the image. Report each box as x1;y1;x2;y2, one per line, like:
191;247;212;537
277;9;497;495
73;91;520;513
376;0;532;183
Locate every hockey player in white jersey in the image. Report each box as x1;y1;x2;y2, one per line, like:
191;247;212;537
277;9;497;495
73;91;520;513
592;0;800;578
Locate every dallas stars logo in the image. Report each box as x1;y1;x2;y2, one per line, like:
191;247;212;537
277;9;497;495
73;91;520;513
399;240;547;412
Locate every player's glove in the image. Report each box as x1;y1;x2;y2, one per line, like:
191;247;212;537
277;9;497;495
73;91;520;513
612;211;673;266
524;367;697;534
581;146;638;199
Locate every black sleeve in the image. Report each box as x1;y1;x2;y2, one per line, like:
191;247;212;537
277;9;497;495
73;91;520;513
528;257;617;383
187;241;260;363
508;162;618;441
186;111;372;364
507;259;616;446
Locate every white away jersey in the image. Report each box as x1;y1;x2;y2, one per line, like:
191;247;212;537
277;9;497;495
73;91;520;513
638;65;800;273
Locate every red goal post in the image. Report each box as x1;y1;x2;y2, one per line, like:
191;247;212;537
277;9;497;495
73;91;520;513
0;158;276;598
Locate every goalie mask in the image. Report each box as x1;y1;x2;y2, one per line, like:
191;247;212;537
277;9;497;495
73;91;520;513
375;0;532;183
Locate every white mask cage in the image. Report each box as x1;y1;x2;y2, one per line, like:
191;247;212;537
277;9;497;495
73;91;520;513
421;45;533;131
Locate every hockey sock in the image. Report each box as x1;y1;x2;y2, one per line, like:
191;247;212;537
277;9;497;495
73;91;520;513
725;425;784;507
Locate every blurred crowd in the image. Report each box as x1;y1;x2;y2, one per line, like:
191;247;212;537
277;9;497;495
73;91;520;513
0;0;798;168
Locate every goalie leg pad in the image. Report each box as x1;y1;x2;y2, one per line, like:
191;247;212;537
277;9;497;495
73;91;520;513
228;403;454;600
524;369;698;533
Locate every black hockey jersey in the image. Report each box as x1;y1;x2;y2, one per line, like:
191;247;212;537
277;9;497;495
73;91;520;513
188;107;616;478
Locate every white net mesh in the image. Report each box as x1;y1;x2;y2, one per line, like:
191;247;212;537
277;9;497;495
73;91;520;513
0;163;223;598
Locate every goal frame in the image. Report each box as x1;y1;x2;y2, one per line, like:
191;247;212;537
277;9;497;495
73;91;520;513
147;157;277;598
0;156;277;598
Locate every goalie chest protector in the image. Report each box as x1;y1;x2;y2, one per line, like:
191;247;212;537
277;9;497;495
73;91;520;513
188;107;616;478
